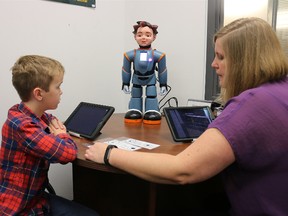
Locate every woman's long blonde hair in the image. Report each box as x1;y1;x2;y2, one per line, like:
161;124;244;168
214;17;288;103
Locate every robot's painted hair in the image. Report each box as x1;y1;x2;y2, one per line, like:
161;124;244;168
133;21;158;35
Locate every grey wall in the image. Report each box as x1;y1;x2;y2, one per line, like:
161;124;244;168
0;0;208;199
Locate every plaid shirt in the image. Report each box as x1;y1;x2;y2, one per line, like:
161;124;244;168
0;103;77;215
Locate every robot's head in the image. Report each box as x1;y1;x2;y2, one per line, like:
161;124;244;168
133;21;158;35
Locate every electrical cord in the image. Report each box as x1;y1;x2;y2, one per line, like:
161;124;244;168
155;68;179;113
158;84;178;114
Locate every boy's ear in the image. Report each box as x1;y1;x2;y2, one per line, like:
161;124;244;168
33;87;43;101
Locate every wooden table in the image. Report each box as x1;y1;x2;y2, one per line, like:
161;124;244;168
72;114;229;216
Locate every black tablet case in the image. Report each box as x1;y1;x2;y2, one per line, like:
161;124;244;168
64;102;115;140
163;106;214;142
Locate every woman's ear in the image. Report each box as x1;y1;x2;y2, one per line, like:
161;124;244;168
33;87;43;101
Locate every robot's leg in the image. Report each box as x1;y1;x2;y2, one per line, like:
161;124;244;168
125;85;143;123
143;85;161;125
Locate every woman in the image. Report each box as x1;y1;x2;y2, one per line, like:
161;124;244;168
85;18;288;215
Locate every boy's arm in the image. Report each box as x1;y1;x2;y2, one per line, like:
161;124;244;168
18;118;77;163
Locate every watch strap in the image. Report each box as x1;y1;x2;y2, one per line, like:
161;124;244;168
104;145;118;166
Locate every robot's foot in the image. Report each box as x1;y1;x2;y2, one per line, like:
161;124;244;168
124;109;143;123
143;110;161;125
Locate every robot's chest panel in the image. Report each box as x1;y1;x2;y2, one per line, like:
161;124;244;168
134;50;155;73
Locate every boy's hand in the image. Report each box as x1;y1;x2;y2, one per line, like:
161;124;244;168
49;118;67;136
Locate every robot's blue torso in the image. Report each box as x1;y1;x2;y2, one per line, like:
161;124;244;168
122;48;168;113
122;48;167;86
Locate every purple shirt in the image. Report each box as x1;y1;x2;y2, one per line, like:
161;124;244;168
209;78;288;216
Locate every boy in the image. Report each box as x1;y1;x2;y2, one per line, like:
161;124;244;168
0;55;99;215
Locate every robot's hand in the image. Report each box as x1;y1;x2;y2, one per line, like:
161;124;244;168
123;85;131;94
159;86;168;96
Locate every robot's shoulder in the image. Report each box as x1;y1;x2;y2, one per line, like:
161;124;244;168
153;49;166;62
124;49;136;62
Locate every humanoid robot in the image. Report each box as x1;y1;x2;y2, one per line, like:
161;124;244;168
122;21;168;124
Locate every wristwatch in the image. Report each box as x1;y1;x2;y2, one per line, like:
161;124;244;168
104;145;118;166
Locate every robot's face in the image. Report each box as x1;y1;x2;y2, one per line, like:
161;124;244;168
134;26;156;47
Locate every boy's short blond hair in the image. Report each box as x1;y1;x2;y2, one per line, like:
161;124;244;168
11;55;65;102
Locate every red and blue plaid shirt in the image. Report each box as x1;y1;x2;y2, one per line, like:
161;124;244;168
0;103;78;215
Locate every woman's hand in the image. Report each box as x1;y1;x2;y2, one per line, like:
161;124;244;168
85;142;108;163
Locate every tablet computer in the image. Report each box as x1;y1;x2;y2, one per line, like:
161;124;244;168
64;102;115;140
163;106;215;142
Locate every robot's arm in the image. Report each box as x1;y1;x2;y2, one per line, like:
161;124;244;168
122;51;134;93
157;53;167;84
122;84;131;94
159;85;168;96
156;52;168;95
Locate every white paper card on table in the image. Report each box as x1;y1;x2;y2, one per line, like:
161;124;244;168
105;139;141;151
96;137;141;151
121;138;160;150
96;137;159;151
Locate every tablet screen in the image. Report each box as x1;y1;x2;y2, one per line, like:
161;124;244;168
164;106;214;142
64;102;114;140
